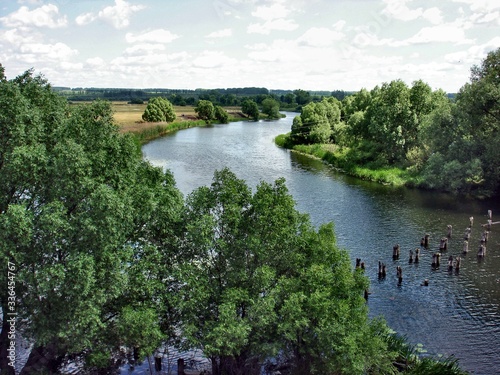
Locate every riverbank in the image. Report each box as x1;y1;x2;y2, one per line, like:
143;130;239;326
274;133;422;187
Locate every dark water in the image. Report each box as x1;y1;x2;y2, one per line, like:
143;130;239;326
143;113;500;375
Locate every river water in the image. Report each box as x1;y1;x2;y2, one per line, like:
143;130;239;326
142;113;500;375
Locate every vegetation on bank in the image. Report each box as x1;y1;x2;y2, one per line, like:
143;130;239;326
277;48;500;198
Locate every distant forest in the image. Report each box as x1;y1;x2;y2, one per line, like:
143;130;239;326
55;86;354;105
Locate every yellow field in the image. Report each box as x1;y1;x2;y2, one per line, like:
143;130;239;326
111;102;243;134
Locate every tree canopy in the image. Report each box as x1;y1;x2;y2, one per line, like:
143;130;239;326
142;96;176;122
0;69;184;373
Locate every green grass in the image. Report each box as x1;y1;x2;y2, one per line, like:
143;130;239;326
274;133;420;188
131;120;207;145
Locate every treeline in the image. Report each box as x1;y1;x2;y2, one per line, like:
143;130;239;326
0;66;468;374
56;85;351;108
281;48;500;198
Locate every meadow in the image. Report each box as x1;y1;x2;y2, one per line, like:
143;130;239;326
111;102;245;143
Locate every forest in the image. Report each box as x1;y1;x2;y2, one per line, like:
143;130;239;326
0;60;476;375
279;48;500;198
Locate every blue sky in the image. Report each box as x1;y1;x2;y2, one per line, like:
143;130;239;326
1;0;499;92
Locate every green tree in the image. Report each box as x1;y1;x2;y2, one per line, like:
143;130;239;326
241;99;260;121
142;96;176;122
177;168;394;375
261;97;281;119
0;69;184;373
366;80;414;164
195;99;215;123
214;105;229;124
293;89;312;106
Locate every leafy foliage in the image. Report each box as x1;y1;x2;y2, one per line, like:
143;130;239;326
177;168;394;375
0;69;184;373
142;96;176;122
241;99;260;120
195;99;215;123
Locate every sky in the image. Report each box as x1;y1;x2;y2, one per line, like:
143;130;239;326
1;0;499;93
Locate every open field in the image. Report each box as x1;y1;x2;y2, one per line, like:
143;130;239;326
111;101;244;134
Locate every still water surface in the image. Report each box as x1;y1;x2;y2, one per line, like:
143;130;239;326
143;113;500;375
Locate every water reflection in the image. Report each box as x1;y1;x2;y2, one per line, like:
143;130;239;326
143;113;500;375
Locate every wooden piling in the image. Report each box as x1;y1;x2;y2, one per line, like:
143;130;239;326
463;240;469;254
447;224;453;238
393;244;400;260
409;249;414;264
424;234;430;247
178;358;185;375
439;237;448;251
415;248;420;263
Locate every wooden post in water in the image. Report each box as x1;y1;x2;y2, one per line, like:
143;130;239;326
432;253;441;268
478;244;486;257
447;224;453;238
455;256;461;272
448;255;454;272
378;261;386;278
439;237;448;251
463;240;469;254
488;210;492;220
464;227;471;241
177;358;185;375
424;234;430;247
154;355;162;372
470;216;474;227
396;266;402;285
409;249;414;264
393;244;400;260
415;248;420;263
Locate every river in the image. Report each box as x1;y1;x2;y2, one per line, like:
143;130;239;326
142;112;500;375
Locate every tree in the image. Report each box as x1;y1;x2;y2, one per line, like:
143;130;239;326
214;105;229;124
261;97;281;119
241;99;260;121
366;80;414;164
142;96;176;122
177;168;393;375
0;69;184;373
195;99;215;123
293;89;312;106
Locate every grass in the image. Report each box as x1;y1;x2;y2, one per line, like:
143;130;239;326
274;133;419;187
111;102;246;144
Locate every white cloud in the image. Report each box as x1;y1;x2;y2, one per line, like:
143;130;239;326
206;28;233;38
0;4;67;28
125;29;179;44
247;18;299;34
445;36;500;65
20;42;77;60
382;0;442;24
192;51;237;68
86;57;106;67
298;26;344;47
75;0;145;29
75;12;97;26
124;43;166;56
251;3;291;21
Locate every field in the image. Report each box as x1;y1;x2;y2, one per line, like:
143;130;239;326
111;101;244;134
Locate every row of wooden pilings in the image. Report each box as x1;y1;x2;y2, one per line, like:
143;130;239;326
357;210;495;291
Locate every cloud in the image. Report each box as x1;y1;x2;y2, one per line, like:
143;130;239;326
382;0;443;24
298;26;345;47
75;0;145;29
251;3;291;21
445;36;500;65
192;51;237;68
0;4;67;28
206;29;233;38
124;43;166;56
247;18;298;34
125;29;179;44
19;42;77;60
